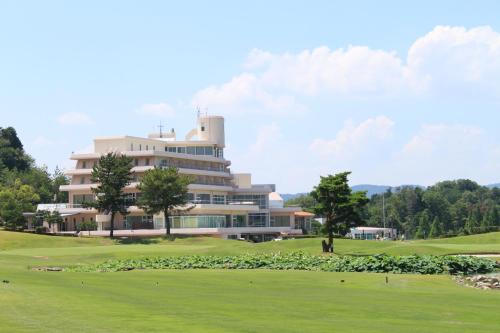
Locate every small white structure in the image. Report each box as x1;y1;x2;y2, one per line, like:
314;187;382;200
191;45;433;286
349;227;397;240
269;192;284;208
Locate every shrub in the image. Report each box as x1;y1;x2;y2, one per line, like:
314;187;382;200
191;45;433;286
68;252;499;275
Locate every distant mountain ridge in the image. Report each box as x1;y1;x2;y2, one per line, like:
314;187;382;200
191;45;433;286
281;183;500;201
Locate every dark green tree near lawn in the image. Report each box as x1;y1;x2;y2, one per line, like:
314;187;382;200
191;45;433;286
137;167;192;236
311;171;368;253
428;216;443;238
86;153;133;238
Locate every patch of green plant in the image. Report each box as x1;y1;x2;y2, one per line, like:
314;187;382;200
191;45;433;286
67;252;498;275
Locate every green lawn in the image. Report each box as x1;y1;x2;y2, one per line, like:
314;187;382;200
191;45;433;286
1;230;500;332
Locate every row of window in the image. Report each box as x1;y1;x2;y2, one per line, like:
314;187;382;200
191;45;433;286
73;193;269;209
270;216;291;227
158;159;226;172
165;146;224;158
130;143;156;151
149;213;269;229
227;194;268;209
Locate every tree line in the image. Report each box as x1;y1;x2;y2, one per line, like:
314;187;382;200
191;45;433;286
0;127;69;230
287;178;500;239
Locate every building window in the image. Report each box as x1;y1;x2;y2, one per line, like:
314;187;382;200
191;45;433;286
232;215;246;227
145;158;150;166
186;147;196;155
227;194;268;209
212;195;225;205
195;193;211;204
135;159;139;166
130;143;134;151
73;194;95;205
169;215;227;229
82;161;87;169
177;147;186;154
248;213;268;227
139;144;142;151
146;145;149;151
270;216;290;227
167;147;176;153
80;177;85;184
153;146;155;151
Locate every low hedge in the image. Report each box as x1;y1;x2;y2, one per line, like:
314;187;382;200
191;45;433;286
68;252;499;275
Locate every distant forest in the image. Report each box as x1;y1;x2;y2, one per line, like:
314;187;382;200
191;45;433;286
286;180;500;238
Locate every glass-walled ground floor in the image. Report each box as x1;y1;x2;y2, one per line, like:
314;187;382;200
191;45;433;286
50;212;310;232
111;213;302;230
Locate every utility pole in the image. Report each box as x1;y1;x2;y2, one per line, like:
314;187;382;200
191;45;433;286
382;193;386;238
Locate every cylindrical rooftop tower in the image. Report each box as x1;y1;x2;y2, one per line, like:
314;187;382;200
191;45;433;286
197;115;225;148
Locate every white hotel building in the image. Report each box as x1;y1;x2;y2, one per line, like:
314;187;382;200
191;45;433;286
43;115;312;240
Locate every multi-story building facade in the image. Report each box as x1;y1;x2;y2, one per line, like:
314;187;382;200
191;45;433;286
44;115;312;240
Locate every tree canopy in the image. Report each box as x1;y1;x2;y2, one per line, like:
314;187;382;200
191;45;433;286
311;172;368;252
87;153;133;237
137;167;192;236
362;180;500;238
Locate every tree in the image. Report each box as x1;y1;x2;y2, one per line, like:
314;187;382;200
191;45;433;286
428;216;443;238
0;180;39;230
465;206;481;234
86;153;133;237
137;167;192;236
415;210;431;239
46;211;63;231
311;172;368;253
0;127;31;171
51;166;69;203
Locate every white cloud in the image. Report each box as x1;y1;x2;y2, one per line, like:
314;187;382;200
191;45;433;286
394;123;499;185
191;25;500;115
310;116;395;158
136;103;175;117
407;26;500;94
402;124;484;157
192;73;305;115
57;112;93;125
33;136;54;147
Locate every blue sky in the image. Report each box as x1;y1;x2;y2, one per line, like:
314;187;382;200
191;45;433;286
1;1;500;192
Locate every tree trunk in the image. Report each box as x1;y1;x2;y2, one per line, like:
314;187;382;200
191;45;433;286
164;210;170;236
327;220;334;253
110;212;115;238
328;228;334;253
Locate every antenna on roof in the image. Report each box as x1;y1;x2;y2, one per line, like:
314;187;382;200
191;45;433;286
158;121;164;138
196;106;201;118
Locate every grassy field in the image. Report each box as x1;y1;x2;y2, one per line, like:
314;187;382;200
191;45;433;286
1;230;500;332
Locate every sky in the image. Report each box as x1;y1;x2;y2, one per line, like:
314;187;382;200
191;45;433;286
1;0;500;193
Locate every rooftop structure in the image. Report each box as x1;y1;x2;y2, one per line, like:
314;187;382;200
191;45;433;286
28;115;312;240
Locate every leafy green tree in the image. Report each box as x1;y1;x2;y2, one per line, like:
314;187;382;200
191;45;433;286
428;216;443;238
465;206;481;234
415;210;431;239
0;180;39;230
0;127;31;171
137;167;192;236
311;172;368;253
86;153;133;237
51;166;69;202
